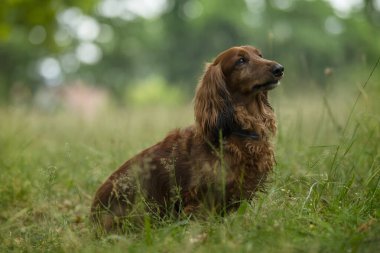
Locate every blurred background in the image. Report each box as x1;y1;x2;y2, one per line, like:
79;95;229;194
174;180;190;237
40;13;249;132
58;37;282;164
1;0;379;113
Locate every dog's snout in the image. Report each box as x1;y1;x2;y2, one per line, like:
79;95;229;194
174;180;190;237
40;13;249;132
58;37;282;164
271;64;284;77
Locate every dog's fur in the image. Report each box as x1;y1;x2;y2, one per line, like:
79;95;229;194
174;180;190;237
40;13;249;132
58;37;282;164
91;45;284;232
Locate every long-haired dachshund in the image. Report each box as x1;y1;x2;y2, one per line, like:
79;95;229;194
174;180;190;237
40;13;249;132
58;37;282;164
91;45;284;232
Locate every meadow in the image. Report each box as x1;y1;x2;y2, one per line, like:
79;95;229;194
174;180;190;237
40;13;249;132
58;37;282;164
0;69;379;252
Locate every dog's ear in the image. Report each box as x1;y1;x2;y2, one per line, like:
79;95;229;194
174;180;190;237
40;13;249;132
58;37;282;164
194;63;235;143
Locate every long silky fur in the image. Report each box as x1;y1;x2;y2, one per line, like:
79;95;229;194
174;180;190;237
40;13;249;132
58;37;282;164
194;63;236;144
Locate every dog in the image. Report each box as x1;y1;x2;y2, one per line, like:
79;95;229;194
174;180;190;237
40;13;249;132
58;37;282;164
91;45;284;232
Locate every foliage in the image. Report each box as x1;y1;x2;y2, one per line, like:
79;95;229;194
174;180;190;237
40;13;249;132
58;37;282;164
0;0;379;104
0;0;98;101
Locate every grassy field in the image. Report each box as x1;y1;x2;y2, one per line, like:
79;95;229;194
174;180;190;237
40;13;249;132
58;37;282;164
1;74;379;252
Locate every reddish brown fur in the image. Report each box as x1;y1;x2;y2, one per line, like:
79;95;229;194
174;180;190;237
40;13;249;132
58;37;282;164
91;45;284;232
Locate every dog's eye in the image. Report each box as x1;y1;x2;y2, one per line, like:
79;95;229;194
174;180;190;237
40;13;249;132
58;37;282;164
258;54;263;58
236;57;247;66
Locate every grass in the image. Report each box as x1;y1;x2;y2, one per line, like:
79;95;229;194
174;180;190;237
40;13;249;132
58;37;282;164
0;73;379;252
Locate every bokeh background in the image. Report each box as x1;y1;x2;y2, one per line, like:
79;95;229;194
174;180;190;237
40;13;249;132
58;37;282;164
1;0;379;112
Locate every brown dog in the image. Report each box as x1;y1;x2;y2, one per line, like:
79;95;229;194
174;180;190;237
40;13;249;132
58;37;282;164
91;45;284;232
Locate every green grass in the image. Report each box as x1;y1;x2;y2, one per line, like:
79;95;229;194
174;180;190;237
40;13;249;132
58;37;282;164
1;76;379;252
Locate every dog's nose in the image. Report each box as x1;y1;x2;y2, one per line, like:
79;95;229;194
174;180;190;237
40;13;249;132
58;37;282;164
271;64;284;77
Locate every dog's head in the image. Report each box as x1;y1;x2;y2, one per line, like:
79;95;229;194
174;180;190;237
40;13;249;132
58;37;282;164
194;45;284;143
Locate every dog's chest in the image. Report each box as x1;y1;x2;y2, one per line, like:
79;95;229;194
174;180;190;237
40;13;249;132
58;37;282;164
225;139;274;172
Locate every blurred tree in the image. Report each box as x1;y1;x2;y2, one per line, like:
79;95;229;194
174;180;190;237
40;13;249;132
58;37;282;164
364;0;380;26
0;0;379;104
0;0;97;103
